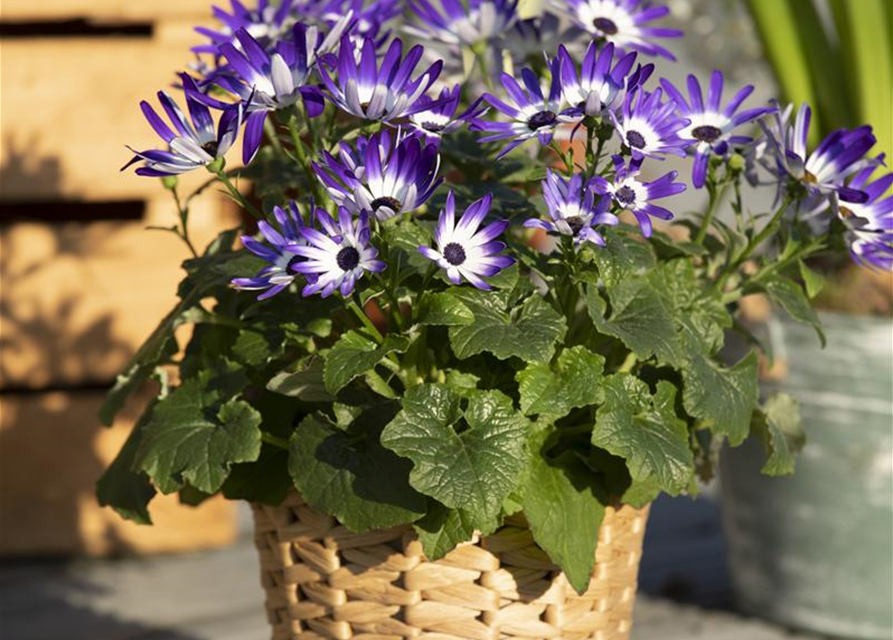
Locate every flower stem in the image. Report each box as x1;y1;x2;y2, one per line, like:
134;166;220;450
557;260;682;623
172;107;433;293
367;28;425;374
694;180;720;245
211;165;263;220
618;352;638;373
169;185;198;257
347;297;384;343
261;432;290;450
287;113;325;205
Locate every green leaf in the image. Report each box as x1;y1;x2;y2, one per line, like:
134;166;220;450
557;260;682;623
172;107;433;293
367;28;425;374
753;393;805;476
798;260;826;299
96;404;158;524
682;351;759;446
757;276;826;347
418;291;474;326
593;376;693;495
289;413;427;531
381;384;530;531
136;362;262;494
267;357;332;402
324;331;411;394
517;346;606;418
448;292;567;364
588;227;656;288
231;329;283;367
584;282;682;365
659;259;731;357
413;503;477;560
523;428;607;595
222;444;292;506
382;218;433;271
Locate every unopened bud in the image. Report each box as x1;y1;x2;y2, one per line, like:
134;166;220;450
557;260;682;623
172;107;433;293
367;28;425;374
161;175;178;190
728;153;746;172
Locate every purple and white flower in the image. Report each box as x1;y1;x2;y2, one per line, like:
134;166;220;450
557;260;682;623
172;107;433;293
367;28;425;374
591;156;686;237
556;0;682;60
290;208;386;297
231;202;307;299
475;59;564;158
123;91;241;177
193;0;298;54
841;160;893;271
319;35;443;122
609;87;690;160
308;0;402;50
197;20;348;164
524;170;618;246
313;130;442;221
404;0;519;47
759;102;877;214
408;85;488;145
660;71;775;188
419;191;515;290
558;41;650;119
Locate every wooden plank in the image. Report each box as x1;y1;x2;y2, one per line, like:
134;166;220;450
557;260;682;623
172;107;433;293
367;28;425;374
0;389;238;557
0;197;240;389
0;0;211;23
0;27;244;202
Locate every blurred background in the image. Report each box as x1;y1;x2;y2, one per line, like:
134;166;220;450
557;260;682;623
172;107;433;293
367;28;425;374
0;0;891;639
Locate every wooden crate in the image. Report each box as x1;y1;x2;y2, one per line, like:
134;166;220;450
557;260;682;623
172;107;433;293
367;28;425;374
0;389;238;556
0;1;245;554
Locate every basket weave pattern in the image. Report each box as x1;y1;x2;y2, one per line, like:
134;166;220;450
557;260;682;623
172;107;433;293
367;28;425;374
252;493;649;640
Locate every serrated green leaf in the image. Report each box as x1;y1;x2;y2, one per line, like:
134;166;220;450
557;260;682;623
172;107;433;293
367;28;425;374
222;444;292;506
381;384;530;531
289;413;426;531
448;292;566;364
593;376;693;495
659;259;731;356
584;282;682;365
798;260;826;299
96;404;158;524
621;476;663;509
523;428;607;595
682;351;759;446
413;503;477;560
267;357;332;402
324;331;411;394
444;370;480;392
232;329;282;367
589;228;656;288
137;378;262;494
383;218;433;270
418;291;474;326
517;346;606;418
757;276;826;346
753;393;805;476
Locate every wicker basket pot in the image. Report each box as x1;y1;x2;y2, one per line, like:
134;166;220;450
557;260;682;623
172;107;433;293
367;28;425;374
251;492;650;640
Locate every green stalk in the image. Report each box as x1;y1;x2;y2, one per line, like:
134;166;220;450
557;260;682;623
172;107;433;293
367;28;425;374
694;179;720;245
210;164;263;220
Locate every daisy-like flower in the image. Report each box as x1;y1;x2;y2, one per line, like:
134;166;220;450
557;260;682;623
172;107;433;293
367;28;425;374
319;35;443;122
524;170;619;246
290;208;386;297
123;91;241;177
558;41;650;119
660;71;775;188
475;58;563;158
841;160;893;271
404;0;519;47
609;87;690;160
209;21;348;163
591;156;685;237
556;0;682;60
313;130;442;221
760;102;877;214
193;0;297;54
504;13;563;69
231;202;307;299
408;85;488;145
308;0;403;49
419;191;515;290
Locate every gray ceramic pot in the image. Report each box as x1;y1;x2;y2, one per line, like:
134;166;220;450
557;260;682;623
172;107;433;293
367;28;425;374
721;311;893;640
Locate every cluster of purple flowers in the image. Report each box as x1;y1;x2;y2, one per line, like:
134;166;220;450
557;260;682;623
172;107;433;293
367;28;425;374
125;0;891;301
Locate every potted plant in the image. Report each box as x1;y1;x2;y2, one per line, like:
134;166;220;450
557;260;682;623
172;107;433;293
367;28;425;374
97;0;890;638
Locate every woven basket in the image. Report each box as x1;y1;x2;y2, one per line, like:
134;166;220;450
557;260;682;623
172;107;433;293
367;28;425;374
252;492;650;640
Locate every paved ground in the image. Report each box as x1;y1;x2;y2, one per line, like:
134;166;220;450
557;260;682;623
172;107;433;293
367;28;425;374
1;494;828;640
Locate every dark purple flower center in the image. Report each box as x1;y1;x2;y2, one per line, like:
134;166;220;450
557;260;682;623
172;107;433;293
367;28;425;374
565;216;585;234
370;196;403;214
616;185;636;206
336;246;360;271
202;141;219;156
593;17;619;35
422;121;446;133
626;130;646;149
443;242;467;266
691;125;723;144
527;110;557;131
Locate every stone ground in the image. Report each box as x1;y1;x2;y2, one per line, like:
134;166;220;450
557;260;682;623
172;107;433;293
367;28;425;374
0;494;828;640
